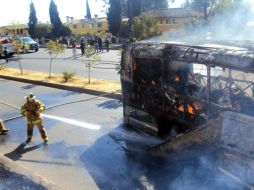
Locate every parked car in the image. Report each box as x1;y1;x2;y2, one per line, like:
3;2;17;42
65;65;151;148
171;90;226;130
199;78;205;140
20;37;39;52
0;37;15;58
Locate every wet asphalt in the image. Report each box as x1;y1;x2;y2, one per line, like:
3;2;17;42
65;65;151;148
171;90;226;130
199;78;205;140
0;79;161;190
0;79;246;190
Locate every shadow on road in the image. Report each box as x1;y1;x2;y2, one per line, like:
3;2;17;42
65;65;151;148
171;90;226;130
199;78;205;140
4;143;42;161
21;84;37;90
96;100;122;110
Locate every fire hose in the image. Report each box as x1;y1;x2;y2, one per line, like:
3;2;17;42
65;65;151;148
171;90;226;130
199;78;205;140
0;90;121;123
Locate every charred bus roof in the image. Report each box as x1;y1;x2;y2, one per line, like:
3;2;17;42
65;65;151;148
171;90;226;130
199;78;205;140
128;41;254;73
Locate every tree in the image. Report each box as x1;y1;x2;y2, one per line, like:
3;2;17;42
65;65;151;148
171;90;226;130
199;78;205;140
28;1;38;38
107;0;122;36
119;22;130;38
46;40;65;77
187;0;241;21
132;13;158;40
82;46;101;84
86;0;91;19
34;24;52;39
104;0;173;37
12;40;26;75
58;25;72;37
212;0;236;15
49;0;63;38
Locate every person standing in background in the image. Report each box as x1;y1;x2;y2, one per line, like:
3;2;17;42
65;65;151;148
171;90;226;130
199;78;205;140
80;37;86;56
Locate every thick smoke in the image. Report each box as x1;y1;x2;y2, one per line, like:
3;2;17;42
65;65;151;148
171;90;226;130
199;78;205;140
150;0;254;41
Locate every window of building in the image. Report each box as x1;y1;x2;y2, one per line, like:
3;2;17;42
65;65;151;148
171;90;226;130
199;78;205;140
173;19;176;24
166;19;172;24
97;22;102;28
160;20;163;24
73;24;77;29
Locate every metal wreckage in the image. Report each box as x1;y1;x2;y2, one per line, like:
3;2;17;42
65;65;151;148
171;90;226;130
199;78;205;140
121;41;254;188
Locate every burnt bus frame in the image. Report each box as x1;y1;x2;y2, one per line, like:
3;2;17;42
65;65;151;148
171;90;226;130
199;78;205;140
121;43;254;135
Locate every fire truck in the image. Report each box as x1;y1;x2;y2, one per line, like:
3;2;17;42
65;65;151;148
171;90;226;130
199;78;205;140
121;41;254;135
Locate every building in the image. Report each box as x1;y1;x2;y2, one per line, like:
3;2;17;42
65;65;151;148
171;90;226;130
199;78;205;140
147;8;202;35
65;8;201;37
65;15;109;35
0;24;29;36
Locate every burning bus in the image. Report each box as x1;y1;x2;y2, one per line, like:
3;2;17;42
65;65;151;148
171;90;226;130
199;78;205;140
121;41;254;136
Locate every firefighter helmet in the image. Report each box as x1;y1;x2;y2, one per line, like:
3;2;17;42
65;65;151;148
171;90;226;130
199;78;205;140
24;93;36;100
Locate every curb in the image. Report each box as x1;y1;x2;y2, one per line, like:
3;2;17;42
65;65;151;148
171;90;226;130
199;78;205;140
0;75;122;100
0;153;61;189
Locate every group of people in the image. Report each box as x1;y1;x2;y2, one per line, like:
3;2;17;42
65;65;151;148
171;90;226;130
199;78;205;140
68;36;110;58
1;93;48;144
94;37;109;53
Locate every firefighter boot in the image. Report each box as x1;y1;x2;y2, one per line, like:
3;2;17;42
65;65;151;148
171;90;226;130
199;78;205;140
0;120;9;134
26;138;32;143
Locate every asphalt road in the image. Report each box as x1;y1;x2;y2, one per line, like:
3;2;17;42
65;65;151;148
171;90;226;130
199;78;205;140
0;79;244;190
0;48;121;81
0;79;162;190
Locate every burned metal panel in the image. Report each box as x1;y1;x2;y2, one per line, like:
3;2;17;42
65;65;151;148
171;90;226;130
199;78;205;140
149;116;223;156
133;42;254;72
131;43;166;58
220;111;254;157
121;45;133;82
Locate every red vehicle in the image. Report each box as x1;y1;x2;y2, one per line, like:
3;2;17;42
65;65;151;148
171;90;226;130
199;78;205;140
0;37;15;57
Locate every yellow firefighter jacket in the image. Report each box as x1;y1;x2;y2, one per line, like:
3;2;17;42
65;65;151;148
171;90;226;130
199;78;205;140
21;100;45;124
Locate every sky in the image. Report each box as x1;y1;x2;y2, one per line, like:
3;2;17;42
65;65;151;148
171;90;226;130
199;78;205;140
0;0;185;27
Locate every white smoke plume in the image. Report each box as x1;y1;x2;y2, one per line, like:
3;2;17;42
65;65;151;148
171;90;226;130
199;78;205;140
150;0;254;41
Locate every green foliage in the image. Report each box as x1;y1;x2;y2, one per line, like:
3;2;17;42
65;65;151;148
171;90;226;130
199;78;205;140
83;45;101;84
28;2;38;38
185;0;242;21
34;24;52;39
49;0;62;28
86;0;91;19
107;0;122;36
0;64;5;70
119;22;129;38
46;40;65;54
59;25;72;37
49;0;70;38
143;0;168;10
213;0;236;15
46;40;65;77
62;71;76;82
132;13;158;40
12;40;25;75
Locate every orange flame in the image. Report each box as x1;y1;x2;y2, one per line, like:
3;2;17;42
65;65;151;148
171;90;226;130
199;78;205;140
175;76;180;82
178;101;203;115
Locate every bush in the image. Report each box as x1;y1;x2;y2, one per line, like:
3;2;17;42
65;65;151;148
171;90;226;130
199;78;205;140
62;71;75;82
111;37;117;43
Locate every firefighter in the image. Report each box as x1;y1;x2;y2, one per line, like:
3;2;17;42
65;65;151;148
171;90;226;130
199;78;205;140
21;93;48;143
0;119;9;134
